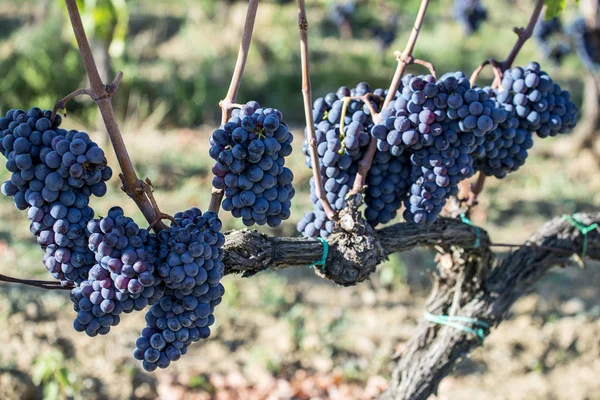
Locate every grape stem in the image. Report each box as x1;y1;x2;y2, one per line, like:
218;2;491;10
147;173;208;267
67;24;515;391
469;58;503;87
0;274;74;290
349;0;431;196
63;0;168;232
466;0;545;206
468;172;486;206
393;51;437;78
209;0;260;214
50;88;92;123
499;0;545;73
297;0;338;220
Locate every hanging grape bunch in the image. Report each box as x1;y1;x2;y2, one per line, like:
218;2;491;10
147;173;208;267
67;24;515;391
209;101;295;227
0;108;226;372
297;82;385;237
453;0;488;35
1;108;112;284
297;61;578;236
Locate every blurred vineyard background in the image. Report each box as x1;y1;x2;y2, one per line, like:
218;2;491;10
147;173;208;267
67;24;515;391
1;0;599;399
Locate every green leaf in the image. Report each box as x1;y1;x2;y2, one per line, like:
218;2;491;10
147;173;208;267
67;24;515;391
545;0;567;19
56;367;71;389
44;381;60;400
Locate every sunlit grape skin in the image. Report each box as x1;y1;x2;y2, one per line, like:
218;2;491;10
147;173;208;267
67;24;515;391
209;102;295;227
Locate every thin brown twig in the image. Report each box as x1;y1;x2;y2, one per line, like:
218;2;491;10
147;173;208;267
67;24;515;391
50;88;92;123
63;0;167;231
0;274;73;290
209;0;260;215
469;58;503;87
218;101;246;111
106;71;124;94
350;0;431;196
382;0;431;112
412;58;437;78
393;51;437;78
466;172;486;206
298;0;337;220
350;94;382;118
499;0;545;72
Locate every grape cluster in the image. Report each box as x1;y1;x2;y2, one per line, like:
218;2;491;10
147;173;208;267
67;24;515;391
495;62;578;137
1;107;229;372
299;64;578;231
134;207;225;371
0;108;112;211
364;151;411;226
71;208;162;336
133;284;223;371
156;208;225;294
87;207;158;296
298;83;383;237
569;18;600;73
453;0;487;35
472;88;534;178
533;16;571;66
472;63;578;178
372;72;504;224
328;1;356;29
210;102;294;227
372;15;399;50
0;108;113;284
33;200;96;283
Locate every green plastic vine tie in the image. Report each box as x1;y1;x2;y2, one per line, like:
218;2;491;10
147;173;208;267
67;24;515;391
310;237;329;271
460;213;481;248
424;312;490;343
562;214;598;258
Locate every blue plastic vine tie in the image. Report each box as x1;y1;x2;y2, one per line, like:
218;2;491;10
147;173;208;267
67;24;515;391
310;237;329;270
562;214;598;258
424;312;489;343
460;213;481;248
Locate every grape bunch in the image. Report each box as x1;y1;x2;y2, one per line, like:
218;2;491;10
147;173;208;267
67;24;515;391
364;151;411;226
0;108;113;284
298;83;383;237
328;1;356;30
156;208;225;295
472;62;577;178
33;199;96;283
472;88;534;178
133;284;223;371
135;207;225;371
533;16;571;66
371;72;504;224
495;62;578;137
299;63;578;231
453;0;487;35
568;18;600;73
1;107;227;372
71;207;162;337
0;108;112;211
209;102;294;227
87;207;158;296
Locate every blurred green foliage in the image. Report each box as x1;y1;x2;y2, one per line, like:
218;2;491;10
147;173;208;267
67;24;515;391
0;0;586;128
32;350;80;400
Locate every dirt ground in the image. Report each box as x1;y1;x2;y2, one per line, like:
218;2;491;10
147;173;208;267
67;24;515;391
1;254;599;400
